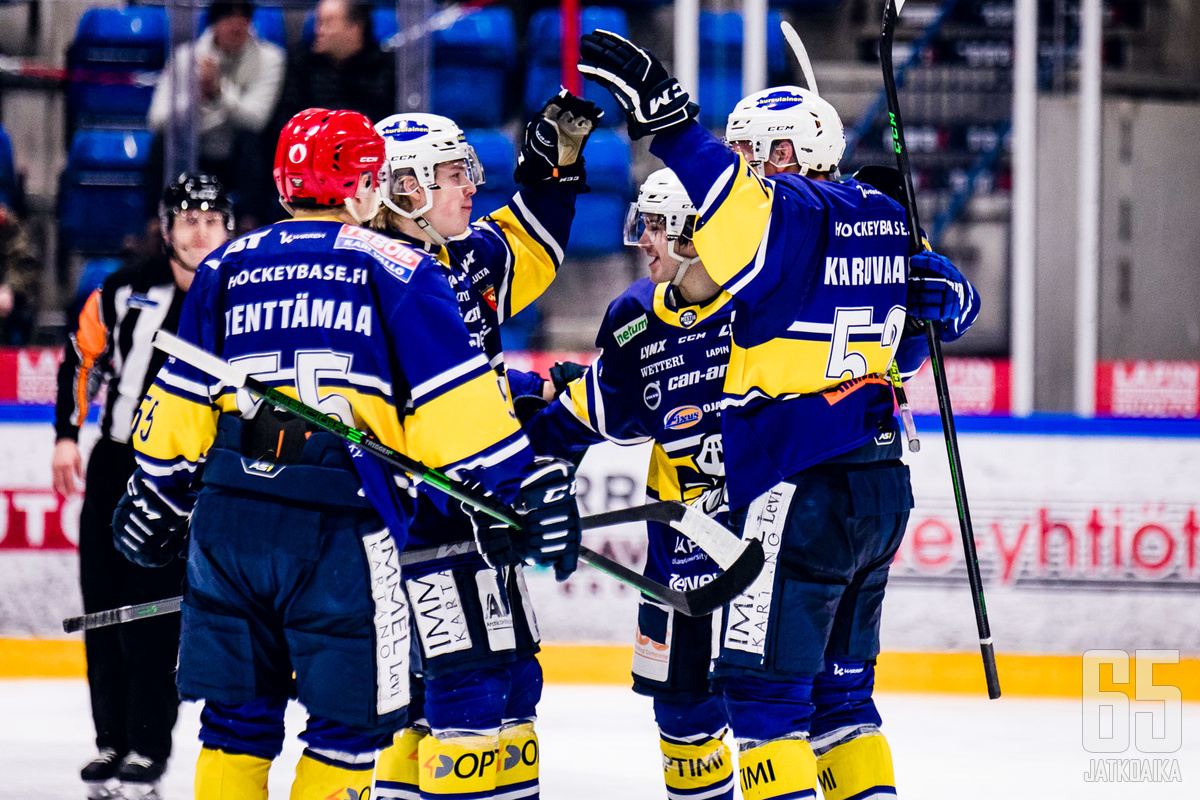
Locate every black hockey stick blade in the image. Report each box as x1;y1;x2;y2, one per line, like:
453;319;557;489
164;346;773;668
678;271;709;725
63;597;182;634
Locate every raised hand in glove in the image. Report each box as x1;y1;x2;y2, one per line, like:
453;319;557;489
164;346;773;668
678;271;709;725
514;89;605;191
578;30;698;140
513;457;582;581
548;361;586;397
907;250;980;343
112;469;191;568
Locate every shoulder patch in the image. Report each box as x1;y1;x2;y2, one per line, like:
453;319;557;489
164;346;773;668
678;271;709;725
334;224;425;283
613;313;648;347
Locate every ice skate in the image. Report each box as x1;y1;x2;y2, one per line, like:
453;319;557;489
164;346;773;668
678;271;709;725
81;748;122;799
116;751;166;800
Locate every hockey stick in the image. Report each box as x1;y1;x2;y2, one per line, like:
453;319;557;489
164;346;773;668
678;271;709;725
881;0;999;699
153;332;762;612
780;20;819;95
63;497;760;632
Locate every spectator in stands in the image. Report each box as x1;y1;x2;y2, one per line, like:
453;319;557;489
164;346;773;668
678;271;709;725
0;204;42;345
148;0;284;227
271;0;396;137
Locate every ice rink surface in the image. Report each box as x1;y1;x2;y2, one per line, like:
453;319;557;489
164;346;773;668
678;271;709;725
2;679;1196;799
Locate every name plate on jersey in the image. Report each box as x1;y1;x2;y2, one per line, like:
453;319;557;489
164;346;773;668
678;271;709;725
721;482;795;661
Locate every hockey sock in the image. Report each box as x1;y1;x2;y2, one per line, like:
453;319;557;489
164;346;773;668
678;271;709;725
737;737;818;800
194;746;271;800
289;749;374;800
417;732;500;799
811;725;896;800
374;727;427;800
659;733;734;800
496;721;539;799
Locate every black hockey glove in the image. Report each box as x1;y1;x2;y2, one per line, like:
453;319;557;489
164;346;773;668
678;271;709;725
514;89;605;192
548;361;586;397
112;469;191;568
578;30;698;140
907;250;980;342
513;394;550;428
463;501;522;570
513;457;582;581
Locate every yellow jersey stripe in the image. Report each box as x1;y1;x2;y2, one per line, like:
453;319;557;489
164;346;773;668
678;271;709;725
692;160;773;286
486;203;559;317
403;370;522;469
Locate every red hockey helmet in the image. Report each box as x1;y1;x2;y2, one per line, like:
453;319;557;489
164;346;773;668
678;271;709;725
273;108;386;207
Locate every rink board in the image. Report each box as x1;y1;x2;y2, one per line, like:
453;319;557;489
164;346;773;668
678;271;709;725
2;414;1199;694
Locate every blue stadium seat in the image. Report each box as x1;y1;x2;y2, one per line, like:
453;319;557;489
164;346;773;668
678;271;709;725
524;7;629;123
66;7;169;132
200;6;287;50
464;127;515;218
432;8;517;127
697;11;788;128
566;129;629;257
0;127;17;209
58;129;154;254
75;257;124;303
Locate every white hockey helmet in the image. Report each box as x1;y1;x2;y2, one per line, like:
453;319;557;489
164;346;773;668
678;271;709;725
725;86;845;176
624;168;700;285
374;113;485;241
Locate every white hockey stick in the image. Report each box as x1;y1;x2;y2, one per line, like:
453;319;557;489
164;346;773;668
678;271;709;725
780;20;819;96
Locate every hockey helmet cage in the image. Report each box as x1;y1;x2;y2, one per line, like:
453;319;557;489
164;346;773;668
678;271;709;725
159;171;233;234
725;86;845;176
273;108;386;207
623;168;698;246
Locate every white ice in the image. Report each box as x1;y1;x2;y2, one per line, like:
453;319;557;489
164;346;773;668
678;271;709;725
1;679;1197;799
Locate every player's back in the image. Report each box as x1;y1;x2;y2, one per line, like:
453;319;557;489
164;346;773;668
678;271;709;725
194;218;431;450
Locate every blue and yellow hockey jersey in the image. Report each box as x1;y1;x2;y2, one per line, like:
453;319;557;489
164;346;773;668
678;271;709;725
398;185;576;546
651;122;912;510
528;278;734;589
131;216;539;529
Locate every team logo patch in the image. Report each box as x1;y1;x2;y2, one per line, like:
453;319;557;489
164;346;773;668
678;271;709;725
679;309;698;328
379;119;431;141
755;89;805;110
334;224;422;282
643;380;662;410
663;405;702;430
288;143;307;163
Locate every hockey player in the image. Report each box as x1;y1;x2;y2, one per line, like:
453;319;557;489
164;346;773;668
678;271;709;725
54;172;232;799
579;33;979;800
110;108;583;800
526;168;739;800
368;91;602;800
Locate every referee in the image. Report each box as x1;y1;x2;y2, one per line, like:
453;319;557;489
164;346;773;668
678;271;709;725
52;173;232;799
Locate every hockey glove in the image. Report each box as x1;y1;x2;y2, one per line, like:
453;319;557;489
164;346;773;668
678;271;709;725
548;361;587;397
463;501;522;570
112;469;191;568
578;30;698;140
514;89;604;191
513;457;582;581
907;250;980;343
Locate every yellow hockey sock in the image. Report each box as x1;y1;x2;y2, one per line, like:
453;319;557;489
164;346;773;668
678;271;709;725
374;728;426;800
814;730;896;800
417;732;499;799
289;751;374;800
660;735;735;800
737;737;818;800
496;722;539;798
194;746;271;800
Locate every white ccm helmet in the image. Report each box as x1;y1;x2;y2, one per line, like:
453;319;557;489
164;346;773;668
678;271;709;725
725;86;845;177
374;113;485;244
624;168;700;286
